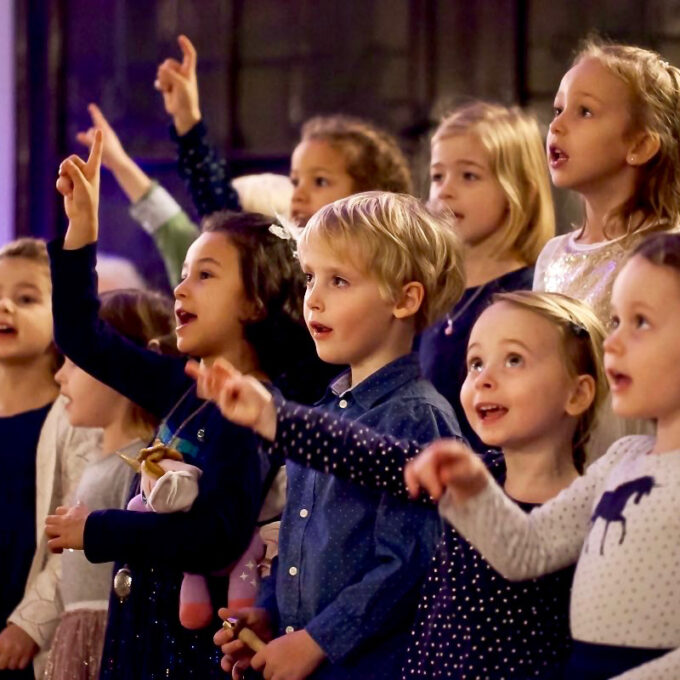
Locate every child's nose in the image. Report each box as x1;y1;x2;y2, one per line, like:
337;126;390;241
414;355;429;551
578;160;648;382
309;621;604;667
305;285;323;311
475;366;496;389
291;181;309;205
0;297;15;313
603;328;623;355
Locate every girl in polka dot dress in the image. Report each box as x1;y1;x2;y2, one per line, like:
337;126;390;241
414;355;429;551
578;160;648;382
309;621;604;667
407;232;680;679
193;289;608;679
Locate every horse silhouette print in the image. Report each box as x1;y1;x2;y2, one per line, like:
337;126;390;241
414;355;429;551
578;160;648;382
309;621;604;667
588;476;659;555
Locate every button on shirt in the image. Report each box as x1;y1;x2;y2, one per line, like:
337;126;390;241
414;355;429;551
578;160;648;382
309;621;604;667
262;353;459;674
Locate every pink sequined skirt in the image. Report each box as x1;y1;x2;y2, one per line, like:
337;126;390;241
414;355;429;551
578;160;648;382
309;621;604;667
44;609;107;680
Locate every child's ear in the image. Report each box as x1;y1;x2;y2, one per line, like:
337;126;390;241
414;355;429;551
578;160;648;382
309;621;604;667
565;374;596;417
393;281;424;321
627;131;660;166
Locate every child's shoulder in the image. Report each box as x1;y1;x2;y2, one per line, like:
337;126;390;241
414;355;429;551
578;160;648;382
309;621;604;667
590;434;656;474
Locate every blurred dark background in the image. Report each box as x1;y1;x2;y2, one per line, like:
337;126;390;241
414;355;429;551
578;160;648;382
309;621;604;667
6;0;680;290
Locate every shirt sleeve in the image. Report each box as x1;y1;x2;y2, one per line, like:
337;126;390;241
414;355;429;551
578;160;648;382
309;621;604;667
129;183;199;287
267;398;430;502
48;238;189;420
83;425;262;574
171;121;241;217
305;495;439;662
437;446;621;580
614;648;680;679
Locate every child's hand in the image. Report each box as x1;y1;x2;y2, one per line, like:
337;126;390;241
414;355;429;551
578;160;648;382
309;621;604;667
76;103;130;172
0;624;38;670
251;629;326;680
404;438;490;504
214;607;272;676
155;34;201;135
57;129;103;249
44;503;90;552
186;359;277;440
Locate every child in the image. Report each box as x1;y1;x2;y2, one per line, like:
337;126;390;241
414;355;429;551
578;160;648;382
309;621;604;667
43;133;316;679
199;289;606;679
0;238;97;680
420;101;555;451
407;232;680;679
155;35;412;225
206;191;464;679
534;40;680;324
44;288;175;680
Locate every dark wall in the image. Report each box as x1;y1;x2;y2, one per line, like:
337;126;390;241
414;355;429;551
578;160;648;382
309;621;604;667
14;0;680;289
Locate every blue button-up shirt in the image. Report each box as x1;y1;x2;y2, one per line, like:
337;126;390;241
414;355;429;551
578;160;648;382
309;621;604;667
259;353;459;677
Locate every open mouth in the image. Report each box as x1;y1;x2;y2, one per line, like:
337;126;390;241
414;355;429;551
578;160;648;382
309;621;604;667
0;323;17;337
175;309;197;328
476;403;508;422
607;369;632;392
308;321;332;338
548;145;569;168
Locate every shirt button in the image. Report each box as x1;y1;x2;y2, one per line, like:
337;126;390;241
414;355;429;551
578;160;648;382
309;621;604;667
338;399;348;408
285;625;295;634
288;566;298;576
299;508;309;518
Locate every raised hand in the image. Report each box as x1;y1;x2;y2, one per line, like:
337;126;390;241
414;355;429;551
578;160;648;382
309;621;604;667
76;103;130;172
404;438;490;503
185;359;277;440
155;34;201;135
56;129;103;249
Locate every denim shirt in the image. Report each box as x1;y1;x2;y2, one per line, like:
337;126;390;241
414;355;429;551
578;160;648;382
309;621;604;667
262;353;459;676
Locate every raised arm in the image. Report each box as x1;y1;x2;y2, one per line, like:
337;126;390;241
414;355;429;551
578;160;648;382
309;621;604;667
156;35;240;216
76;103;199;286
53;133;188;418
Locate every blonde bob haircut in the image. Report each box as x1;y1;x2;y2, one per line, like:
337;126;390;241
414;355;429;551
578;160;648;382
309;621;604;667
300;191;465;333
574;39;680;234
493;290;608;471
432;101;555;265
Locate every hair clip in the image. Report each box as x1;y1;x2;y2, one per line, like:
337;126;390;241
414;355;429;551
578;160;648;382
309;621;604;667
268;224;292;241
569;321;589;338
660;59;670;69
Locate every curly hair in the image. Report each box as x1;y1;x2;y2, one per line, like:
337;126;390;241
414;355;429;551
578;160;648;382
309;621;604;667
300;115;413;194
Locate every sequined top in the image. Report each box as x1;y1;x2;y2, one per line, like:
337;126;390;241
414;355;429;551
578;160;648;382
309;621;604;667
533;226;674;325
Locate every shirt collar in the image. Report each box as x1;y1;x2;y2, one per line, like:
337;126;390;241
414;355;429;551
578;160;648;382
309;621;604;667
324;353;422;410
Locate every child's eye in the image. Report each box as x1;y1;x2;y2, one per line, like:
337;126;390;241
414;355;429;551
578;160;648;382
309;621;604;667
634;314;649;329
430;172;443;183
467;357;483;373
17;295;37;305
609;315;620;331
314;176;330;188
579;106;592;118
505;353;523;368
462;171;480;182
290;176;299;187
199;270;214;280
303;272;314;286
552;106;563;118
332;276;348;287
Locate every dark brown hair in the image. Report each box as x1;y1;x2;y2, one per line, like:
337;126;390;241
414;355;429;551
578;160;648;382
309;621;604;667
631;231;680;271
200;211;325;398
300;115;413;194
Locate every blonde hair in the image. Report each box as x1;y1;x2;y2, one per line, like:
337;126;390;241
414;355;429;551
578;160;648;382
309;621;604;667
432;101;555;264
574;39;680;234
493;290;608;471
301;191;465;332
300;115;413;195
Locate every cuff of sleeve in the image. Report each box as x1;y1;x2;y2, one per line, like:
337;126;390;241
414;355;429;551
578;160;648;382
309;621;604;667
170;120;206;146
305;604;362;664
83;510;113;564
129;183;183;234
